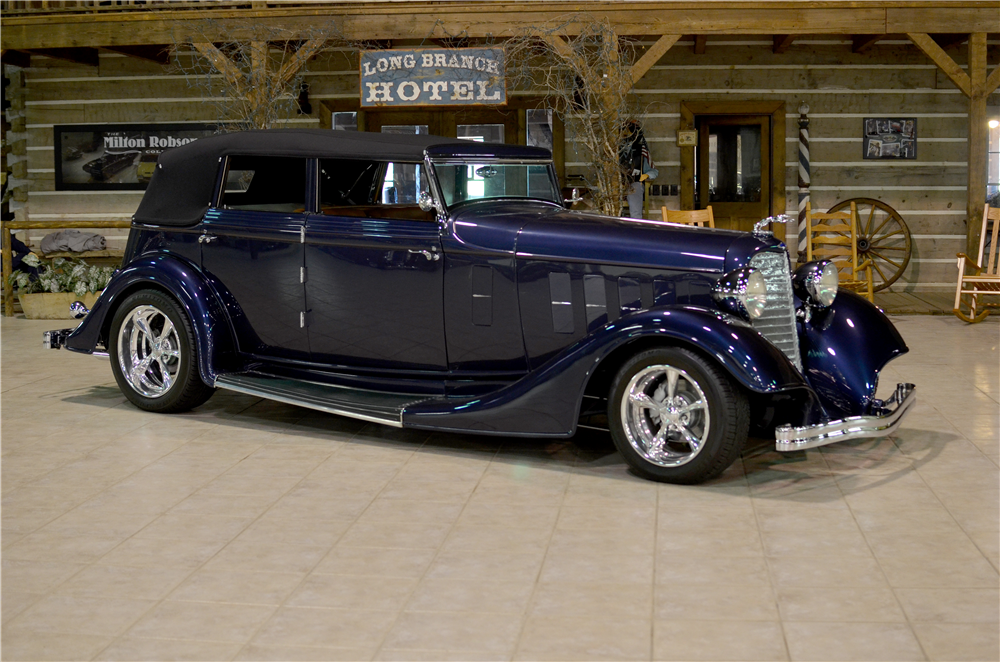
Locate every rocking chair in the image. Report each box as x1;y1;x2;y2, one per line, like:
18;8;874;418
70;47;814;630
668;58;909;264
954;204;1000;323
806;201;874;303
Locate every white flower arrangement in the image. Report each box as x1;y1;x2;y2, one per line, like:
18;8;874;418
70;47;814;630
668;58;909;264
10;253;115;297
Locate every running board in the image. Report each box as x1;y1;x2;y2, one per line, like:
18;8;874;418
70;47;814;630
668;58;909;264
214;373;431;427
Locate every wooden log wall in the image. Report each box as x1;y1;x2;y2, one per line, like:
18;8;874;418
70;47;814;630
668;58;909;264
13;38;1000;292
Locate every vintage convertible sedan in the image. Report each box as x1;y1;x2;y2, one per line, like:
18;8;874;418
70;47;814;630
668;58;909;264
45;130;915;483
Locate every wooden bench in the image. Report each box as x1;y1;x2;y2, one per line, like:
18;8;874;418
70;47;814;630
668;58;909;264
2;219;131;317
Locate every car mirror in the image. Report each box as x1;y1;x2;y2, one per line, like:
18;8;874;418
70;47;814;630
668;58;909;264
563;188;583;207
418;191;435;212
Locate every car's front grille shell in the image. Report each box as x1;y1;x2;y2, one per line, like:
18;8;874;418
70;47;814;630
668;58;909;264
749;250;802;371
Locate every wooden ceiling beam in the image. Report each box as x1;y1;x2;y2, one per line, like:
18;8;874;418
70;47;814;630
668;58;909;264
101;45;171;66
631;34;681;83
25;47;99;66
772;35;795;54
852;35;883;53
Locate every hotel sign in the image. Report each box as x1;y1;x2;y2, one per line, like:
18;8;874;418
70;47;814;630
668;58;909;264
360;47;506;107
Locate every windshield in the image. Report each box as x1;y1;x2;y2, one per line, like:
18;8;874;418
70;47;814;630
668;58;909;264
431;161;560;207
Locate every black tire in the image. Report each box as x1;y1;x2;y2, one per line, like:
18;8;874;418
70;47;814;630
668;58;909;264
608;347;749;484
109;289;215;413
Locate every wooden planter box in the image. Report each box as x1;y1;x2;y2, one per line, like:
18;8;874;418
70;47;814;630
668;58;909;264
17;291;102;320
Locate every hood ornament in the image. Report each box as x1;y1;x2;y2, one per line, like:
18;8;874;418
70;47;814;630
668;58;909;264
754;214;796;238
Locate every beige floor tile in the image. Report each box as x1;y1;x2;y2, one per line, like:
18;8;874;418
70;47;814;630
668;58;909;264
2;529;124;564
653;620;788;661
655;583;779;621
355;497;464;526
656;554;770;586
776;586;906;622
337;519;452;551
549;524;654;557
96;536;228;569
203;537;330;574
658;527;765;558
234;515;353;549
126;600;276;643
783;621;925;661
767;553;888;588
440;523;553;555
556;502;656;530
876;551;999;588
376;649;508;661
912;622;1000;662
514;614;651;661
530;581;651;620
237;643;378;661
132;511;255;542
1;591;44;625
95;636;243;661
455;500;560;529
168;568;305;605
286;573;418;611
760;525;873;557
427;549;545;583
381;610;523;655
0;630;114;662
252;606;397;649
540;549;653;585
656;502;758;531
313;545;437;578
57;564;192;601
266;493;374;521
1;559;89;595
7;593;156;637
405;577;534;615
894;588;1000;623
167;491;278;518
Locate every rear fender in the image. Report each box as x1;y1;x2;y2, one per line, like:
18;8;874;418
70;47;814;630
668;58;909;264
66;253;237;385
403;305;811;436
798;289;908;419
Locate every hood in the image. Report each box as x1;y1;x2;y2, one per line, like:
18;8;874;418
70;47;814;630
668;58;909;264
515;206;747;273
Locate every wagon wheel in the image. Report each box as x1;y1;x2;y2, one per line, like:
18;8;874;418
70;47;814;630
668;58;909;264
827;198;912;292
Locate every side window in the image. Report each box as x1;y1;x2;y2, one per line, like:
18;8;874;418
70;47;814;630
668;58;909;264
219;155;307;213
380;162;429;205
319;158;434;221
319;158;379;208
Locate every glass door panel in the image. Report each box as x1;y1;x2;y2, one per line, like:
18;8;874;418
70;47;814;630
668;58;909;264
697;115;770;232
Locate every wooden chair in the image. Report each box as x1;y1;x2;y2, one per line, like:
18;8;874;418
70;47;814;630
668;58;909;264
662;206;715;228
954;204;1000;323
805;201;874;303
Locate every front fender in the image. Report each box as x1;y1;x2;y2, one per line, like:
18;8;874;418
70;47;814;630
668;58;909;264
402;305;810;436
66;253;237;386
799;289;908;419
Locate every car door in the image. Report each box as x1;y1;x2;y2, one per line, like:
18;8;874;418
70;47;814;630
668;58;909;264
303;157;448;371
200;154;310;359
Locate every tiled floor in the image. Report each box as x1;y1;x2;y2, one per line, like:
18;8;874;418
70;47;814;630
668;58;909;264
2;314;997;661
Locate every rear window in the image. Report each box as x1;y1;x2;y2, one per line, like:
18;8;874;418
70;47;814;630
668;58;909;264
219;155;307;213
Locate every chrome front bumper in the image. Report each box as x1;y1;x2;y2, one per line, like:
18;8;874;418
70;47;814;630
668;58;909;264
775;383;916;452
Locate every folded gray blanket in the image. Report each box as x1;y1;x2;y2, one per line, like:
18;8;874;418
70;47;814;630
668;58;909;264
40;230;106;254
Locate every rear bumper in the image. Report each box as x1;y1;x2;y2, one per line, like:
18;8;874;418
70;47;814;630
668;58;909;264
775;383;916;452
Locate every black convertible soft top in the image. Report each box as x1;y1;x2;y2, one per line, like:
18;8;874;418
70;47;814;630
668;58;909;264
133;129;551;227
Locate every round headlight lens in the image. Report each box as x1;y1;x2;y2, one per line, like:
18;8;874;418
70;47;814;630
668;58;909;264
809;262;839;307
744;270;768;319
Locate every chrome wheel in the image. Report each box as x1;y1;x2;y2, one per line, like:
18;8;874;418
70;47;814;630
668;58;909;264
621;364;711;468
116;304;181;398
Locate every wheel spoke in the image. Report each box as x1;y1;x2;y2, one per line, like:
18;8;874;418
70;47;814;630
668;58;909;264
650;424;669;452
665;368;679;401
870;259;890;285
864;205;876;236
158;318;175;343
869;245;907;251
134;313;155;341
679;426;701;451
157;358;173;390
629;392;658;411
871;228;904;242
869;250;902;269
869;214;893;239
130;356;153;385
677;399;706;415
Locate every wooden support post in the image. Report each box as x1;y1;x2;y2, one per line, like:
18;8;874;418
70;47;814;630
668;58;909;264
968;33;988;258
773;35;795;54
693;35;707;55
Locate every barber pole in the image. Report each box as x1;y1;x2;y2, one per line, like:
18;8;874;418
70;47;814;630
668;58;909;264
797;102;811;259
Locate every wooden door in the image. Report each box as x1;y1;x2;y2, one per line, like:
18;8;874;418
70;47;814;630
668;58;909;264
696;115;771;233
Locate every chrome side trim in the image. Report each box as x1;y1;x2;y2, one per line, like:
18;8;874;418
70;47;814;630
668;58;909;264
775;383;916;452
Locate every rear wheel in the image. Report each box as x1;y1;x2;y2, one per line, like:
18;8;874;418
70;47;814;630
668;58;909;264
109;289;214;413
608;347;749;484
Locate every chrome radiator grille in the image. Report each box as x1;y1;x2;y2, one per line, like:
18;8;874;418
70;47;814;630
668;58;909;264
749;251;802;371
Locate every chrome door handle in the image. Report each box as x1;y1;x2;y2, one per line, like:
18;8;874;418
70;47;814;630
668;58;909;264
408;249;440;261
198;234;218;244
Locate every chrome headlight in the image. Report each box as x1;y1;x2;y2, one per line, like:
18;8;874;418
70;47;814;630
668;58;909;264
793;260;839;308
712;268;768;320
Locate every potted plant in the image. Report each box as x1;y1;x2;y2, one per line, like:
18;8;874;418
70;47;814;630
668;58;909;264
8;254;116;319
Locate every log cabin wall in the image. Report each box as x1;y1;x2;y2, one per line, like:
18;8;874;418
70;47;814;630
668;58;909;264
9;30;1000;293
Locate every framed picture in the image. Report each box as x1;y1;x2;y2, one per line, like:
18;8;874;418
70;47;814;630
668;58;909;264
863;117;917;160
54;123;218;191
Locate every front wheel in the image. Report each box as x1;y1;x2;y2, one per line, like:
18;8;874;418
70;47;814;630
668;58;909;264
109;289;214;413
608;347;749;484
